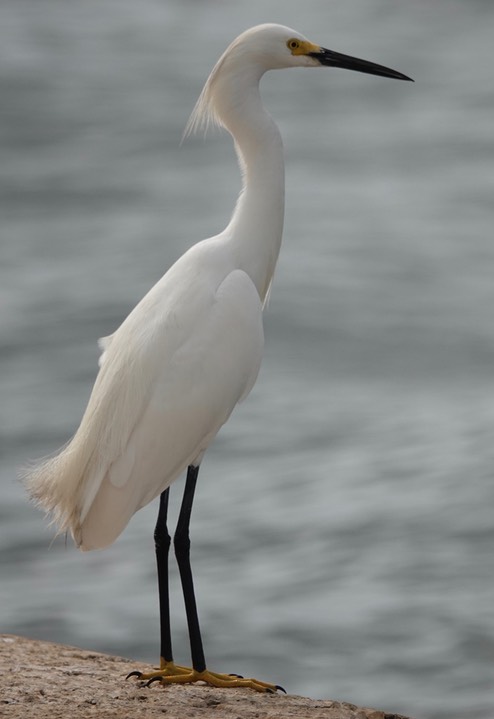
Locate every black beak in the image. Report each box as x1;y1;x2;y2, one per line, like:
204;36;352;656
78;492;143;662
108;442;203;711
309;47;413;82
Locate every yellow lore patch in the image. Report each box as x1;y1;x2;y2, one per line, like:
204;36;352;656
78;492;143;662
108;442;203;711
286;38;321;56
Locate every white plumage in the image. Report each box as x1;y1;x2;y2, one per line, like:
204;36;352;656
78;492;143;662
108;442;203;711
25;23;412;555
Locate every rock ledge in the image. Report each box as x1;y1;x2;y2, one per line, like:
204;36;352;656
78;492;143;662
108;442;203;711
0;634;412;719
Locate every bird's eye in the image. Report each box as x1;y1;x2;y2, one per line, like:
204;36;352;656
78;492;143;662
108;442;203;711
287;39;300;51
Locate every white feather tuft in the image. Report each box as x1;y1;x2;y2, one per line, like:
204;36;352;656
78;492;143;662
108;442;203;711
23;330;153;546
182;55;226;140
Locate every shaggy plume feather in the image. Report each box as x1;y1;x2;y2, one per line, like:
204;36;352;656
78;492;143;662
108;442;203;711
23;333;152;544
183;53;225;139
182;26;260;138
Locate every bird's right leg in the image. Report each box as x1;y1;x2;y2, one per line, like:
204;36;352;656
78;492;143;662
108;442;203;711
127;488;190;682
155;487;175;668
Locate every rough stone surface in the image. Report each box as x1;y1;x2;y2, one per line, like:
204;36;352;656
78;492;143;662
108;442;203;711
0;635;413;719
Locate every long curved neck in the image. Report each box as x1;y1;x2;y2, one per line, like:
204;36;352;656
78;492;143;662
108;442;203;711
219;74;285;304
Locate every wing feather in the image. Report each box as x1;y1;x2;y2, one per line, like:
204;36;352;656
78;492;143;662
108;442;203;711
25;250;264;551
78;268;263;549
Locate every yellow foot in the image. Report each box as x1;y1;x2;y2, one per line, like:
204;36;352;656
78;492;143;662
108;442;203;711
127;663;285;694
127;660;192;681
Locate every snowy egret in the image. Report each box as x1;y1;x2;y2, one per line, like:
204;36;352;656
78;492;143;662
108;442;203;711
26;24;412;693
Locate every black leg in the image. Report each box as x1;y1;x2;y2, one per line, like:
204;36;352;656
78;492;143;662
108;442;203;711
128;465;283;693
174;464;206;673
154;488;173;664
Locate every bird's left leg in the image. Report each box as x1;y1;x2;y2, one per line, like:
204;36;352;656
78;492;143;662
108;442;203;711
147;465;284;693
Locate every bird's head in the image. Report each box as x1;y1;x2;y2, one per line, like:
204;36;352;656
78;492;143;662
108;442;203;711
222;23;413;79
185;23;412;137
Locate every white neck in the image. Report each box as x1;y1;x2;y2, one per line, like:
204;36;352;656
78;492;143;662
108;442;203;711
217;71;285;303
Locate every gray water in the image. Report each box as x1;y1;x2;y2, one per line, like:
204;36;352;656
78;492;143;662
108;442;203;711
1;1;494;717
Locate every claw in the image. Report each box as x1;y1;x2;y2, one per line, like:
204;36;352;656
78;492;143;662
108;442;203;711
145;676;165;687
275;684;287;694
126;670;143;680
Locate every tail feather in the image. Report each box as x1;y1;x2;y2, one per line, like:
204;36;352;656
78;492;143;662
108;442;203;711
23;432;108;546
24;328;154;547
23;442;85;541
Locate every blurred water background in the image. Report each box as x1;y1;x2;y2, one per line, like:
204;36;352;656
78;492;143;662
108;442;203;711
1;1;494;717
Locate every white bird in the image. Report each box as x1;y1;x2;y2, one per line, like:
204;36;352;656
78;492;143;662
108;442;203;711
26;23;412;692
